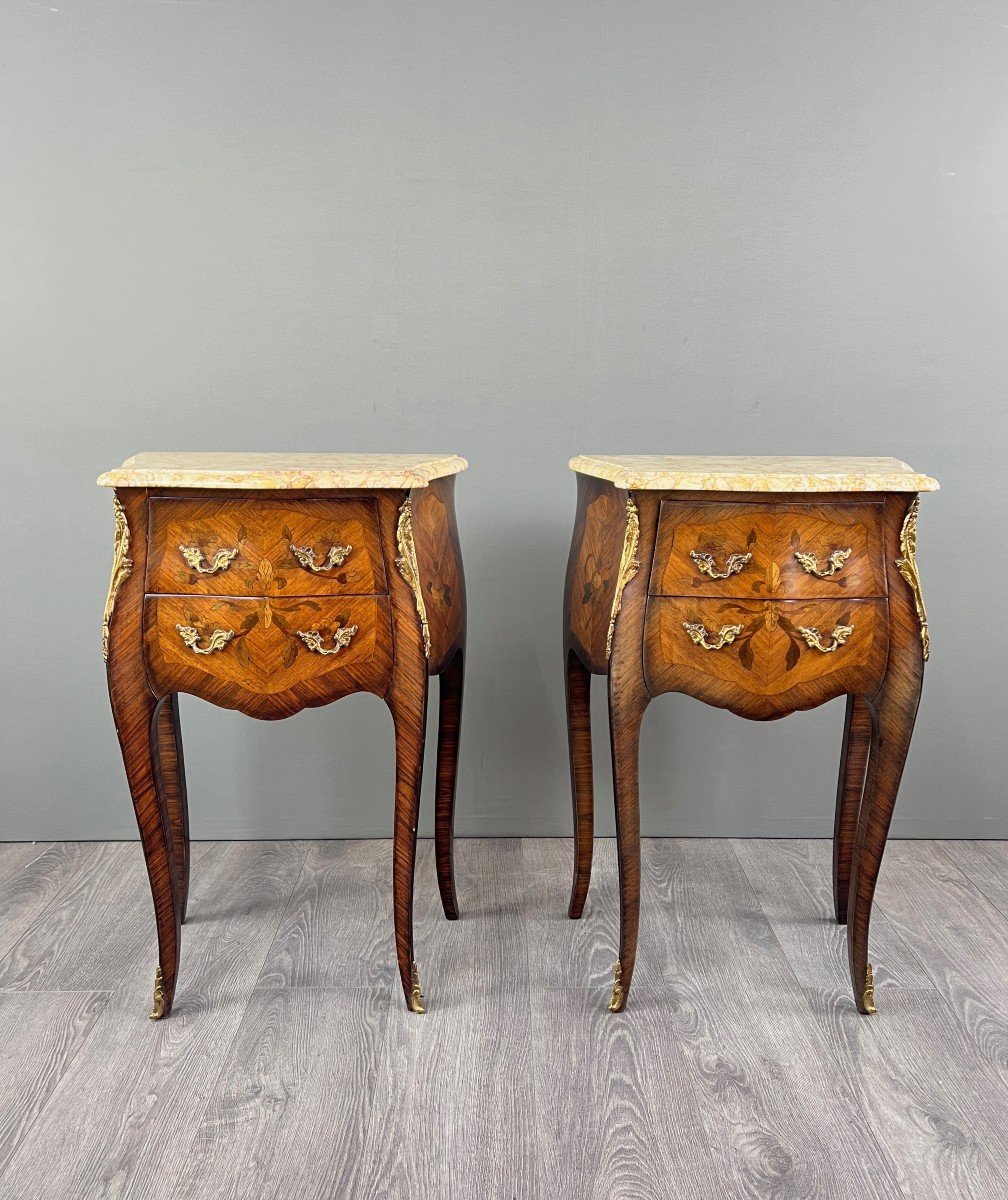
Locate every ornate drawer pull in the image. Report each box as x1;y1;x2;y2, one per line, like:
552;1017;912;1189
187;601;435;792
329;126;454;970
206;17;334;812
797;623;854;653
176;624;234;654
683;621;744;651
178;545;238;575
690;550;752;580
794;548;851;578
290;543;352;573
297;625;359;655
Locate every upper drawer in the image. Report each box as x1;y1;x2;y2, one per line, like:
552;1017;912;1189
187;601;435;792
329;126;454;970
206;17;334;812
146;498;387;597
650;501;885;599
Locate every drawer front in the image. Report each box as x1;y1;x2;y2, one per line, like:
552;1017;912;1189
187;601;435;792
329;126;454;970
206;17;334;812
146;498;387;597
644;596;888;719
144;596;392;719
650;501;884;600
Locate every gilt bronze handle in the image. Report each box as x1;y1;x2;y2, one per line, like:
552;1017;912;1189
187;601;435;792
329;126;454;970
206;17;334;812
683;621;744;651
794;548;851;578
178;545;238;575
297;625;359;655
290;543;352;573
797;623;854;653
690;550;752;580
176;624;234;654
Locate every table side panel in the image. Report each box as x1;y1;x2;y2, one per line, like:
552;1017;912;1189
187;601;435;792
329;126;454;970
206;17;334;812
408;476;467;675
565;474;631;673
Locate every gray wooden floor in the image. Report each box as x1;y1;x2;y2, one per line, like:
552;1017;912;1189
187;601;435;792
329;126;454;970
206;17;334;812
1;838;1007;1199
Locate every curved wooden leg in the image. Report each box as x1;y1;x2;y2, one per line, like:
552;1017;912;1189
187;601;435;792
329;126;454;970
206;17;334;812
154;692;191;924
108;683;181;1020
389;677;429;1013
566;649;594;919
847;658;923;1014
434;648;464;921
607;681;646;1013
833;694;872;924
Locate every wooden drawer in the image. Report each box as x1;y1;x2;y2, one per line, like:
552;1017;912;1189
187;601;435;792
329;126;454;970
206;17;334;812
146;498;387;597
143;595;392;719
650;501;885;599
643;596;889;719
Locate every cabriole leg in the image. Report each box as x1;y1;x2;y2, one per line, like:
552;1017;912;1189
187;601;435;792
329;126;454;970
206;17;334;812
833;694;872;924
434;648;464;920
566;649;595;919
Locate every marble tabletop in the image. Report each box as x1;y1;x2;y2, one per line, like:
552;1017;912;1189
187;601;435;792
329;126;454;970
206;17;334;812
569;455;939;492
98;452;468;490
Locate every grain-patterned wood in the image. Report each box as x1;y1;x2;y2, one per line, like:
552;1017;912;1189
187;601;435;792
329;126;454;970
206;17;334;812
154;693;190;923
146;495;387;596
732;839;931;995
0;842;94;961
144;594;393;720
644;596;888;721
410;474;467;675
833;694;872;923
0;842;306;1200
105;488;183;1017
605;492;658;1012
530;984;721;1200
0;842;190;991
639;839;905;1199
868;840;1008;1089
939;840;1008;919
806;985;1008;1200
565;649;595;919
0;991;108;1173
352;840;538;1200
256;839;396;990
649;498;885;599
564;473;628;674
182;988;389;1199
380;488;431;1012
434;647;465;920
847;493;925;1013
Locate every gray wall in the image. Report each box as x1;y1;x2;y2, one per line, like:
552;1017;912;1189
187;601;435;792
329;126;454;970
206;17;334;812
2;2;1004;841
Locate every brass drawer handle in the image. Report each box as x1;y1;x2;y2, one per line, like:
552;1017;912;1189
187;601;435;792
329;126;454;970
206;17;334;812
178;545;238;575
794;548;851;578
290;543;352;573
690;550;752;580
176;624;234;654
297;625;359;655
797;623;854;653
683;621;744;651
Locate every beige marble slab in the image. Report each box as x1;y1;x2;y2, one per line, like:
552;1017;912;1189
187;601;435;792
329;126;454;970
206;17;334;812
569;455;939;492
97;452;467;490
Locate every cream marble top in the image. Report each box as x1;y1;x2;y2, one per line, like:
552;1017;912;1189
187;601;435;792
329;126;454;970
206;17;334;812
98;452;468;490
569;455;938;493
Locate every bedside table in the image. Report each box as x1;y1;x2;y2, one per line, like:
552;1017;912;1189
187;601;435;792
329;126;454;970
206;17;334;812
562;455;938;1014
99;453;467;1018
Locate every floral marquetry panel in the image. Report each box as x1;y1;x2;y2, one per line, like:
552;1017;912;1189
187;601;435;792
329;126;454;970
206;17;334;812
643;596;889;720
143;595;393;719
146;498;387;597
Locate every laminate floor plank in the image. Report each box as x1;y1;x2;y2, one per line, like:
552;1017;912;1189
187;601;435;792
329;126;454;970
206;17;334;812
0;990;109;1173
0;842;97;963
0;841;206;992
731;839;931;998
530;983;720;1200
256;839;395;990
639;839;905;1200
179;987;390;1200
0;842;307;1200
351;839;539;1200
803;986;1008;1199
937;840;1008;920
869;839;1008;1090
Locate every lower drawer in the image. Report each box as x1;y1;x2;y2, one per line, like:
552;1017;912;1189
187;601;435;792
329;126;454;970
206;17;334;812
144;596;392;719
643;596;888;719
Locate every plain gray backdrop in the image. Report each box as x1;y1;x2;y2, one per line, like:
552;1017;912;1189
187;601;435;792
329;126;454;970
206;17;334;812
1;2;1003;840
